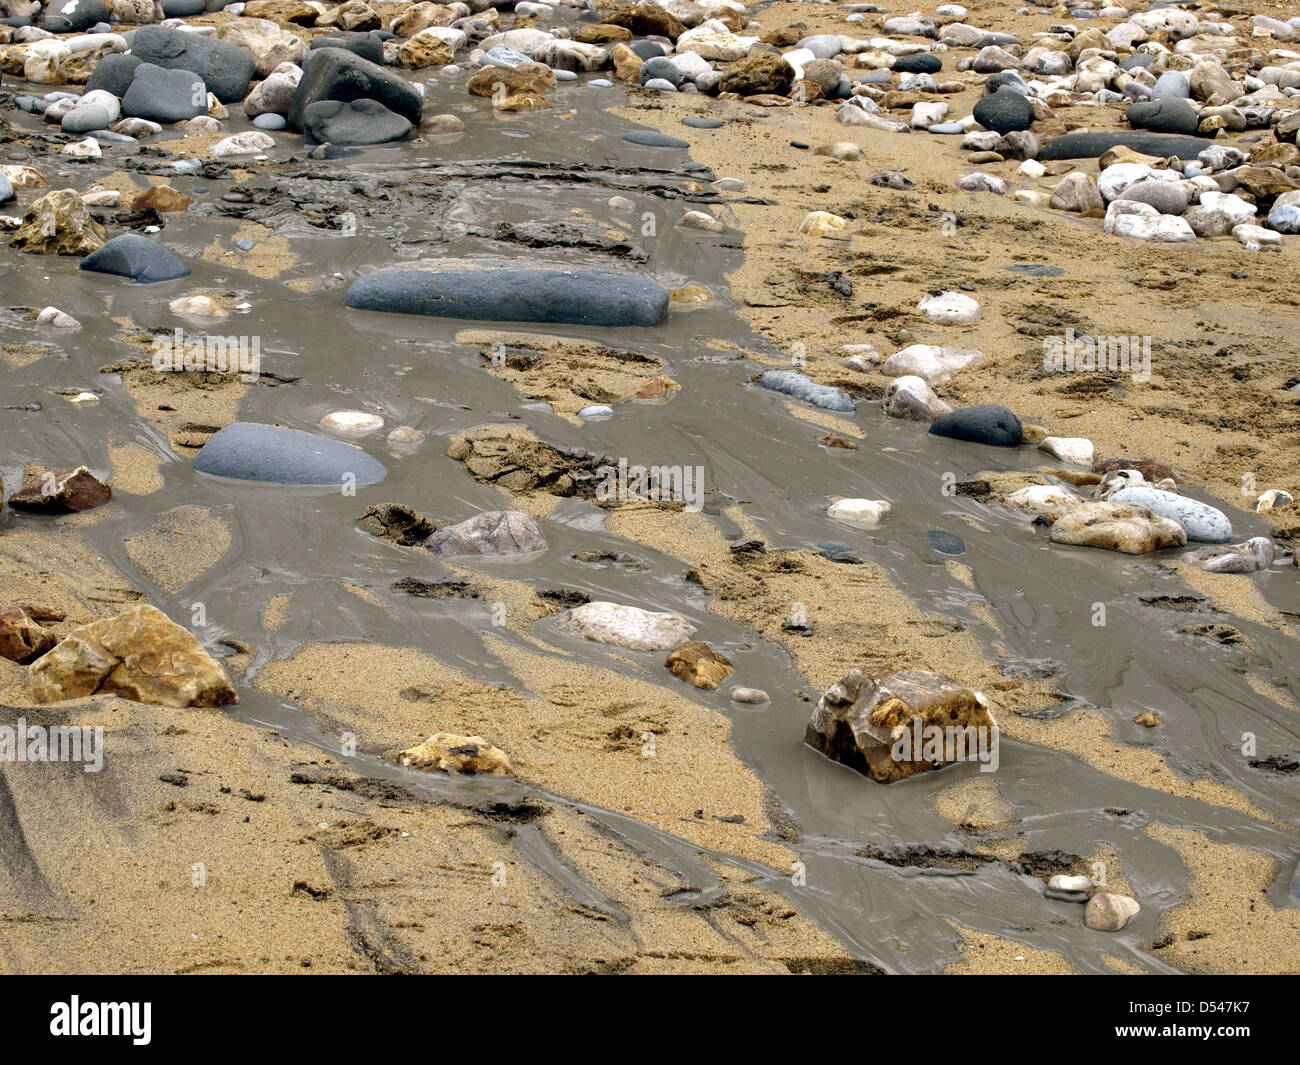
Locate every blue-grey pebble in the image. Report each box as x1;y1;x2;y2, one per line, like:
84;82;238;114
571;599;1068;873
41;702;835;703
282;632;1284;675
253;112;287;130
758;371;854;412
79;233;191;284
345;262;670;327
194;423;387;486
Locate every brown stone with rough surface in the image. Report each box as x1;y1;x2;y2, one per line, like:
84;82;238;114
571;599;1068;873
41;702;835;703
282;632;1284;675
8;467;111;513
9;189;106;256
26;604;237;707
397;733;512;775
0;605;57;664
666;641;734;689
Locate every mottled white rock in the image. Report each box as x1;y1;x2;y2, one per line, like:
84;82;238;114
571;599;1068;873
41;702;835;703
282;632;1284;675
1049;874;1093;892
36;306;79;328
211;131;276;158
1085;892;1140;931
320;410;384;433
556;601;695;652
828;498;891;528
1005;484;1083;520
880;344;985;384
1256;489;1294;512
1039;436;1094;465
917;290;981;325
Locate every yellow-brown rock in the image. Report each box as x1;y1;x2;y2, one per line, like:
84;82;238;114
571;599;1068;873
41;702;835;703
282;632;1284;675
396;733;513;775
26;604;238;708
666;641;734;690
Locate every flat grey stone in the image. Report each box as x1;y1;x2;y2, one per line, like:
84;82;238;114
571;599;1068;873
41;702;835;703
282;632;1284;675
194;423;387;486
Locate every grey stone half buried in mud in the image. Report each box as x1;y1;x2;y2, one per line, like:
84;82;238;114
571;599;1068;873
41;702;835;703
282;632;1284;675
344;260;670;327
84;53;143;98
303;99;411;146
623;130;690;148
1039;131;1217;161
758;371;854;412
127;25;256;103
193;423;387;486
79;234;190;284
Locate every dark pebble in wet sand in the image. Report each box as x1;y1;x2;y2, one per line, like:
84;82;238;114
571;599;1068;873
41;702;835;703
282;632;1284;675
623;130;689;149
929;404;1024;448
817;541;862;564
628;40;667;60
927;530;966;555
1038;130;1216;160
129;25;255;103
893;53;941;74
194;423;387;486
791;140;809;149
345;262;670;327
304;98;412;146
233;239;255;250
1005;263;1063;277
79;233;190;284
683;116;724;129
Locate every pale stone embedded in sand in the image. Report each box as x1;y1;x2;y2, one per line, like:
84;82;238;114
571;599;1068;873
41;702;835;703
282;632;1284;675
1256;489;1293;512
678;210;725;232
666;640;734;690
25;604;238;708
1049;501;1187;554
320;410;385;433
1049;874;1094;893
880;344;985;385
211;131;277;158
1085;892;1140;931
828;498;891;528
1185;537;1274;574
36;306;80;328
917;291;981;325
1039;436;1094;465
882;375;952;421
1004;484;1084;520
427;510;548;557
387;425;425;444
397;733;513;776
730;687;770;704
169;294;228;318
805;668;998;784
799;210;849;238
1108;486;1232;542
555;601;694;652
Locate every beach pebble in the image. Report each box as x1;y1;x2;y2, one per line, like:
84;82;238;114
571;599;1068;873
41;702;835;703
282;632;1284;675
387;425;425;444
929;404;1023;448
320;410;384;433
212;131;276;157
1005;484;1084;520
1256;489;1294;512
828;498;891;528
917;290;981;325
730;687;770;704
1049;874;1094;893
1185;537;1273;574
122;64;207;124
799;211;848;238
882;375;952;421
927;530;965;555
1109;486;1231;542
555;601;694;652
1233;224;1282;250
1039;436;1094;465
193;423;387;486
973;87;1034;134
35;306;79;328
1050;501;1187;554
169;295;226;317
79;234;189;284
1050;172;1104;212
881;344;985;385
429;510;547;557
346;261;669;328
758;371;854;412
1084;892;1140;931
